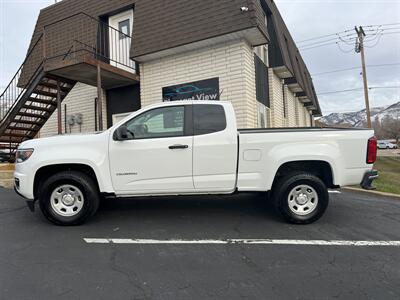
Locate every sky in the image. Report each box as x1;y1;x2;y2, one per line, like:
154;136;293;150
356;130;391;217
0;0;399;115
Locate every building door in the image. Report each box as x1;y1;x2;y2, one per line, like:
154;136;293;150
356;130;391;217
108;9;135;73
112;112;133;125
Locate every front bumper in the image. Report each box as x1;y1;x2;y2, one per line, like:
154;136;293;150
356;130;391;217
360;170;379;190
14;186;36;212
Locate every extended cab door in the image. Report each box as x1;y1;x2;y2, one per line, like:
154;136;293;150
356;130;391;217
192;103;238;192
109;105;194;194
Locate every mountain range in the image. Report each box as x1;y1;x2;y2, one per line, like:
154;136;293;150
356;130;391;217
319;101;400;127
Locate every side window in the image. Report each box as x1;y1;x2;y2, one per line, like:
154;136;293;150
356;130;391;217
193;104;226;135
118;19;130;39
125;106;185;139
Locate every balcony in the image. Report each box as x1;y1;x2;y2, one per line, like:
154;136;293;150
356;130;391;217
0;12;139;153
42;12;139;89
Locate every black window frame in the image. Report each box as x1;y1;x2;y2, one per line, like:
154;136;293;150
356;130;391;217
118;19;130;39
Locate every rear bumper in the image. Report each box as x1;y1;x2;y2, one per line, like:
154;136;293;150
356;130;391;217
360;170;379;190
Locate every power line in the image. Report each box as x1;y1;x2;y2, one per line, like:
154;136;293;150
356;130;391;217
311;63;400;76
298;24;400;52
317;86;400;96
297;30;353;44
299;33;358;49
362;22;400;28
336;42;354;53
300;42;339;51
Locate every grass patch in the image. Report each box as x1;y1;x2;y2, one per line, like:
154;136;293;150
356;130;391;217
373;156;400;195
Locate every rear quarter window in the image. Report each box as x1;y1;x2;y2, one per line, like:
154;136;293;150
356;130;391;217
193;104;227;135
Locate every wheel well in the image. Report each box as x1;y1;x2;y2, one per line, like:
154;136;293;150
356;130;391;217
34;164;99;199
274;161;335;188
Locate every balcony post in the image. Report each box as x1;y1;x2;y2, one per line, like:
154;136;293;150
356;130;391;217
57;81;62;134
97;63;103;131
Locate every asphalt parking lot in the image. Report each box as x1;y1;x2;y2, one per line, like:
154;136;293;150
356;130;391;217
1;188;399;300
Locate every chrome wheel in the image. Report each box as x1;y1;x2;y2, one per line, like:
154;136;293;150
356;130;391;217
50;184;84;217
288;184;318;216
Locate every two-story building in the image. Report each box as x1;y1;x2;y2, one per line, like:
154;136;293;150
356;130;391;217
0;0;321;149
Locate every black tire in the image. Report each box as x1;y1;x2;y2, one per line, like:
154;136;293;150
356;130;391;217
272;172;329;224
38;171;100;226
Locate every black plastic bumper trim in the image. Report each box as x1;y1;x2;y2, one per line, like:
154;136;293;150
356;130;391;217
14;186;36;212
361;170;379;190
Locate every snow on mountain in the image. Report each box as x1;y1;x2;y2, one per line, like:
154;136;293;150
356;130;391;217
320;101;400;127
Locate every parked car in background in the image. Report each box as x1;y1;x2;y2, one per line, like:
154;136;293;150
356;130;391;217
378;141;398;149
0;149;11;163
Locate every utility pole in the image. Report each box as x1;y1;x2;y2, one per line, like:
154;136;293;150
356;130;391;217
355;26;372;128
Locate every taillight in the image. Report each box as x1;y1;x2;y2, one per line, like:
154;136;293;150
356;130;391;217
367;137;377;164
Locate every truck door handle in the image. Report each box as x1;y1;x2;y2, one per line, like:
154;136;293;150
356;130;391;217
169;144;189;150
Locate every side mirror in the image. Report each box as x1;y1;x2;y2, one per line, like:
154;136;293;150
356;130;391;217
114;125;129;141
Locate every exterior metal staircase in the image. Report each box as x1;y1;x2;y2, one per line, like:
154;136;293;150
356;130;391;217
0;35;76;160
0;12;138;161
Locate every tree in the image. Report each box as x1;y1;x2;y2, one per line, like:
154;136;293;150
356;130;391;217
380;117;400;144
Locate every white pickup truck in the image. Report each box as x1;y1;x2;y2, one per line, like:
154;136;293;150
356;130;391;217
14;101;378;225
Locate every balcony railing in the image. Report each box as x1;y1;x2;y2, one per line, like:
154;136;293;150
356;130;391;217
1;12;136;129
43;12;136;72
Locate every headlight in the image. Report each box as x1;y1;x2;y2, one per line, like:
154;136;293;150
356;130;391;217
15;149;34;163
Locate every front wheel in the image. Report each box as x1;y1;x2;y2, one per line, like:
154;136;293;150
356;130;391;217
272;173;329;224
38;171;100;225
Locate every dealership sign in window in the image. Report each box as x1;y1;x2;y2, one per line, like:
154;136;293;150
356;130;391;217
162;78;220;101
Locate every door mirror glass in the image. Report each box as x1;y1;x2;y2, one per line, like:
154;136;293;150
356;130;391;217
114;125;131;141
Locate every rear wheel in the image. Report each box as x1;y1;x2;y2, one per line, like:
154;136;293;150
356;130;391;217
38;171;100;225
272;172;329;224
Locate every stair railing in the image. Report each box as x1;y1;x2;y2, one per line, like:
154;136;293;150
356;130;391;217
0;34;44;123
1;12;137;128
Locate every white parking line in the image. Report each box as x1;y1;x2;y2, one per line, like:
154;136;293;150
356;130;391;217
328;190;341;194
84;238;400;247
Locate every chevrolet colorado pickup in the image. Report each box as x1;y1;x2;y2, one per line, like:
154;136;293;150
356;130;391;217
14;101;378;225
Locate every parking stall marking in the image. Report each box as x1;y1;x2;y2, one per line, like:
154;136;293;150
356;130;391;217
84;238;400;247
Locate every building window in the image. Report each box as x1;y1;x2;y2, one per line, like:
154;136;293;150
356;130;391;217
295;99;300;126
309;112;314;127
264;12;268;28
258;103;271;128
254;54;269;107
282;83;287;119
263;45;269;67
118;19;130;39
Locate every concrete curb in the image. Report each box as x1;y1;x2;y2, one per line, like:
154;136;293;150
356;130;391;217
343;187;400;199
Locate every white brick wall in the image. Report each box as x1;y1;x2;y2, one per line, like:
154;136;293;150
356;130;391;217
40;83;107;137
297;100;306;127
305;109;312;127
268;69;286;127
140;39;258;128
286;86;297;127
